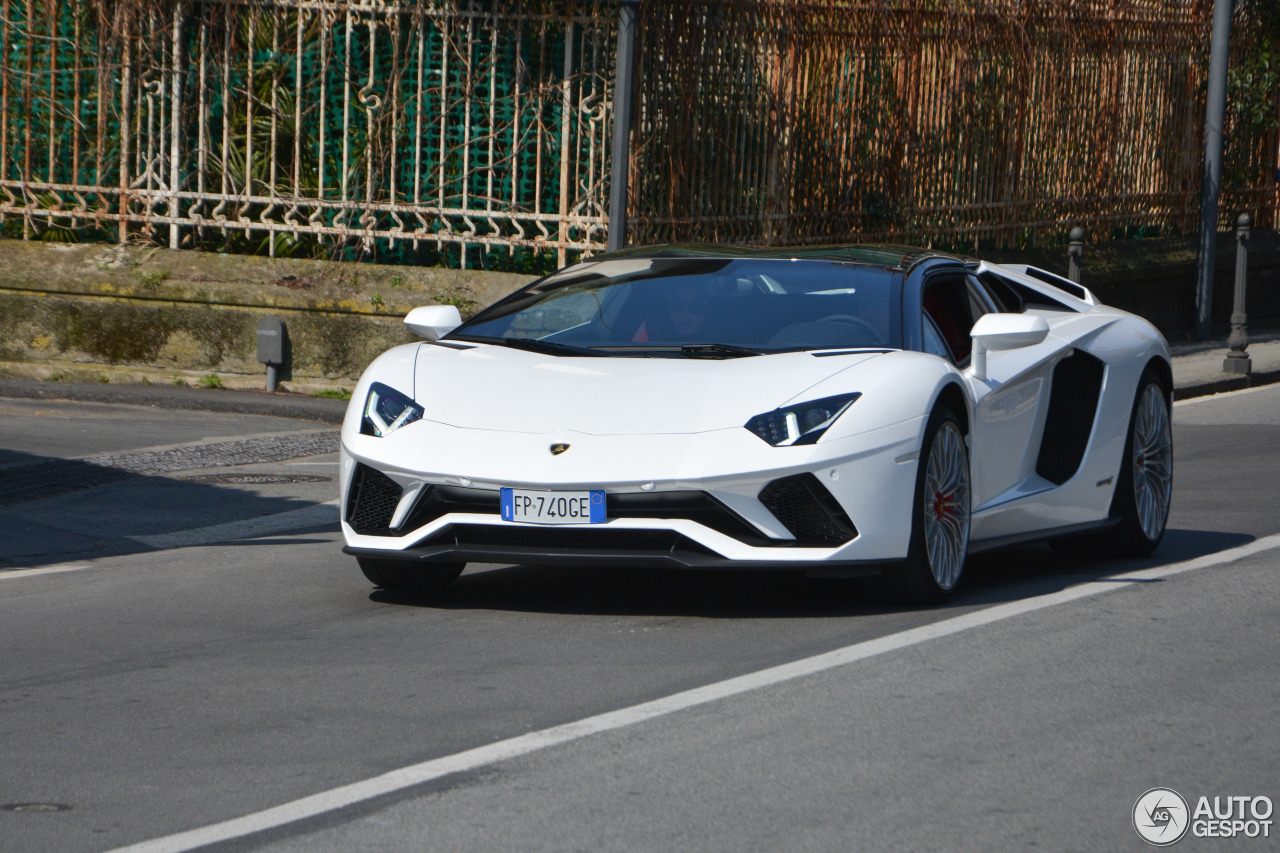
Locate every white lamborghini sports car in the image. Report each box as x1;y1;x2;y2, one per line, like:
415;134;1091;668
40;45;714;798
340;245;1173;603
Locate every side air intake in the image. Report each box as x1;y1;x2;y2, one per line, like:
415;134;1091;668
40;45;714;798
758;474;858;546
1036;350;1106;485
346;464;403;535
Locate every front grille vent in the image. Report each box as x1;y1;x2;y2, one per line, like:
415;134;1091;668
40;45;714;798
346;464;403;535
426;524;717;555
399;487;777;546
758;474;858;546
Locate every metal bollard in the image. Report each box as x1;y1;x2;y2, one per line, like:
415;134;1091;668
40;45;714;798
1067;227;1084;284
256;316;290;392
1223;214;1251;375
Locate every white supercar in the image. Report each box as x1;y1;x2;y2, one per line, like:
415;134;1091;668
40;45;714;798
340;245;1173;604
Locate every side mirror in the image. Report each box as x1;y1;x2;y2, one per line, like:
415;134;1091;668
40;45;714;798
404;305;463;341
969;313;1050;381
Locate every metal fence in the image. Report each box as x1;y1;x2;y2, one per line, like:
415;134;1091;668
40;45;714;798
1;0;617;267
2;0;1278;263
628;0;1280;250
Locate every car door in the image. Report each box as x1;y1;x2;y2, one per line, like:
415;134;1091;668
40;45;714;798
921;273;1061;512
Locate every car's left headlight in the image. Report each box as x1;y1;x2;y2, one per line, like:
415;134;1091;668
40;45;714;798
745;393;860;446
361;382;424;437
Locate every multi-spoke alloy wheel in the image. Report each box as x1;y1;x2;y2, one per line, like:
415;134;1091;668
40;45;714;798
1050;367;1173;558
1131;382;1173;542
882;405;971;604
922;420;971;591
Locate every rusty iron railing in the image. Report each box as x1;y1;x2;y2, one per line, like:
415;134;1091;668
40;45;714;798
628;0;1280;250
2;0;1278;265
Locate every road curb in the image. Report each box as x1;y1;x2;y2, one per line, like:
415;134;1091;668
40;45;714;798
0;378;347;424
1174;369;1280;401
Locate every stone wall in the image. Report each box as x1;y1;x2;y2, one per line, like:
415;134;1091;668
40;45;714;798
1;233;1276;392
0;241;531;391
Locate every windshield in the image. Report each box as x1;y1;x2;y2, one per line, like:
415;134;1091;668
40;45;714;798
450;257;901;356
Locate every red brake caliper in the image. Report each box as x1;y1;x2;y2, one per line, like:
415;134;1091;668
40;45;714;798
933;491;951;521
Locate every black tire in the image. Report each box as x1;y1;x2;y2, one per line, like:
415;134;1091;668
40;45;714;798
357;557;464;592
879;405;971;605
1050;367;1172;558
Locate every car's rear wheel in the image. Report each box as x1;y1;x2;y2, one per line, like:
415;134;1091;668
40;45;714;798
357;558;465;592
1052;367;1172;557
881;406;970;604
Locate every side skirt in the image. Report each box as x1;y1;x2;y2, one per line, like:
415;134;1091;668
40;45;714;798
967;517;1121;555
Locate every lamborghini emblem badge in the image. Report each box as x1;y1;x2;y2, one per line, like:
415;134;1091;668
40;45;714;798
550;443;570;456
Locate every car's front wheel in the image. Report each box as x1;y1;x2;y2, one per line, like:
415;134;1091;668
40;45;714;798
881;406;971;604
357;558;465;593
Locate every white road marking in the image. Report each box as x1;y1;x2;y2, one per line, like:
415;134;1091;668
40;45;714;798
0;563;92;582
108;531;1280;853
1174;383;1278;407
131;501;339;549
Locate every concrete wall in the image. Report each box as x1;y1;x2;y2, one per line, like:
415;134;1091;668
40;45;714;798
1;233;1276;392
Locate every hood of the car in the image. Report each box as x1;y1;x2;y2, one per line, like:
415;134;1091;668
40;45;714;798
412;343;884;435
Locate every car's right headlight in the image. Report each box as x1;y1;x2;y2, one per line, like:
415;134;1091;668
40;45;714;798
745;393;861;446
361;382;424;437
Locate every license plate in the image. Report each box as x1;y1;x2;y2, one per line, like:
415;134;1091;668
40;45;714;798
500;489;606;524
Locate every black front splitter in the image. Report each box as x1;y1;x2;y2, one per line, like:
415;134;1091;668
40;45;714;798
341;543;888;578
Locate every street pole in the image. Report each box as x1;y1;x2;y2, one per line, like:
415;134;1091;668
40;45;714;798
1193;0;1235;340
1223;214;1251;374
607;0;639;253
1067;227;1084;284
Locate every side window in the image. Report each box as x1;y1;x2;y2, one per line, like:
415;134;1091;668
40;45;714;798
965;276;998;319
922;276;979;365
977;272;1025;313
922;314;951;360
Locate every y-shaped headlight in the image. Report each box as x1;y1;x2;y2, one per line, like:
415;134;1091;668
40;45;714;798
361;382;424;437
745;393;860;446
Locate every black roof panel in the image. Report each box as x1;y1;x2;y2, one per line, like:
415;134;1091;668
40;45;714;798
597;243;971;271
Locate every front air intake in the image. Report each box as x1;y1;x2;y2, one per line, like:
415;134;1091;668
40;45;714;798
346;464;403;535
758;473;858;546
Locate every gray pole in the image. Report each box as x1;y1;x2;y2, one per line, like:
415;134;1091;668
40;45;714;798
1223;213;1251;374
1067;227;1084;284
607;0;639;253
1193;0;1235;340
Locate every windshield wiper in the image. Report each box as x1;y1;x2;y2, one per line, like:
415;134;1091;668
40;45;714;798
678;343;762;359
455;335;601;357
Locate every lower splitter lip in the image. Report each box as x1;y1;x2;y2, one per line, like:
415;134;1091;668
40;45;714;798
342;542;890;578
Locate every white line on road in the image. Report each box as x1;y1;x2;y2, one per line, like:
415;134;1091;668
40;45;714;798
131;501;339;550
0;562;92;582
108;531;1280;853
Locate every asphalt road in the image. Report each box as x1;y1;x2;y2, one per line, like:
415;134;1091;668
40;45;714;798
1;386;1278;852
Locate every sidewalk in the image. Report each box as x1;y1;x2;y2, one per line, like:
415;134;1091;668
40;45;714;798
1;329;1278;421
1169;325;1280;399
